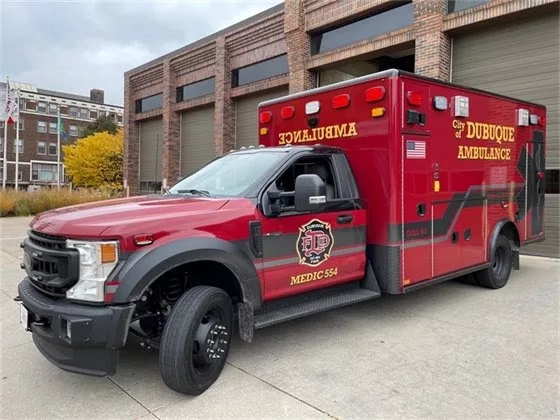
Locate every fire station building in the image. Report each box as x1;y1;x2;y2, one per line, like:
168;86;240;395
124;0;559;258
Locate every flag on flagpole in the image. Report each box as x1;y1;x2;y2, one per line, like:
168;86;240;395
57;112;67;141
5;88;19;125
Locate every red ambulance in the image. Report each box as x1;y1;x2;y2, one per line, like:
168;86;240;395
16;69;546;395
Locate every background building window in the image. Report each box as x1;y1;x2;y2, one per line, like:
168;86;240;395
90;110;98;119
48;122;57;134
37;141;46;155
48;143;57;156
13;139;23;154
18;117;24;131
24;100;36;111
117;115;123;123
135;94;163;113
231;55;289;87
69;125;78;136
0;137;3;152
177;77;216;102
38;102;47;113
310;2;414;55
32;163;58;182
447;0;490;13
80;108;89;119
37;121;46;133
69;106;78;117
48;103;58;114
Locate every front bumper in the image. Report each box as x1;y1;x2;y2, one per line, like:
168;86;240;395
17;277;135;377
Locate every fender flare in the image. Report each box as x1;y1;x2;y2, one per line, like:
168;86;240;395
488;219;520;263
111;237;263;310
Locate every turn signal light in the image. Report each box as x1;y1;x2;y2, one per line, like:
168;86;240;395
100;243;118;264
332;94;351;109
259;111;272;124
407;91;423;106
365;86;385;102
134;233;154;246
371;107;385;118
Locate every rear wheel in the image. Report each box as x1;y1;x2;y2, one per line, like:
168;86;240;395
159;286;233;395
474;234;513;289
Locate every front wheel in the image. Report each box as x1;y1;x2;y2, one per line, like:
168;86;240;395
159;286;233;395
474;234;513;289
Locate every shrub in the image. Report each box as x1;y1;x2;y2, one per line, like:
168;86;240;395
0;188;123;217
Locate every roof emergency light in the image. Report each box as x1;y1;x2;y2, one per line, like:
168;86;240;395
333;94;351;109
365;86;385;102
281;106;295;119
529;113;539;125
517;108;529;126
259;111;272;124
433;96;448;111
305;101;320;115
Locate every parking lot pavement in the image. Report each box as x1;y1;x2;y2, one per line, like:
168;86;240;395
1;216;558;419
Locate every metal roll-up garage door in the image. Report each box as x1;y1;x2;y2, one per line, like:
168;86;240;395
451;13;559;258
235;87;289;149
180;106;215;176
139;118;163;193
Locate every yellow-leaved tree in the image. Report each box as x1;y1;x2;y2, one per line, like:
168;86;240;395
63;129;123;191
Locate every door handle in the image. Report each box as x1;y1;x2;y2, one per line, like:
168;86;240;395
337;214;353;224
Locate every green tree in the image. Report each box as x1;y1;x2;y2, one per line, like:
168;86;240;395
80;115;119;138
63;129;123;191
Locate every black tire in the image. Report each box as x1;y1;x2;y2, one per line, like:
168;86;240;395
474;234;513;289
159;286;233;395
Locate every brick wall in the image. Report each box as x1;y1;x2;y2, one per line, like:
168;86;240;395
414;0;451;81
285;0;315;93
124;0;554;193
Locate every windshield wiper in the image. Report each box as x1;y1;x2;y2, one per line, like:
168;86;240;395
176;189;211;197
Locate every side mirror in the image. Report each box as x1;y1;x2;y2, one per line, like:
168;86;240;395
295;174;326;212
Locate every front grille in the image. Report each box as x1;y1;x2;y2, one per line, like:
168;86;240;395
24;230;78;298
29;230;66;250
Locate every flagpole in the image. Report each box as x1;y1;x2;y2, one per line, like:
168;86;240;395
57;106;61;188
2;76;8;189
14;89;20;190
2;117;7;189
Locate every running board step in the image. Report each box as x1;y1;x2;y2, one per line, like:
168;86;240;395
254;282;380;329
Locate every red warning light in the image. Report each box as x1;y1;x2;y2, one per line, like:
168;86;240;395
281;106;295;119
407;91;423;106
332;94;351;109
259;111;272;124
365;86;385;102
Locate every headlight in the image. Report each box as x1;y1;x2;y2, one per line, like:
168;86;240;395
65;240;119;302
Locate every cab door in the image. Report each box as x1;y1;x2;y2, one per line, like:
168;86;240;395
259;154;367;301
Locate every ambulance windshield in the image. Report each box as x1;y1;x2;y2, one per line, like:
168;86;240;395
168;151;284;197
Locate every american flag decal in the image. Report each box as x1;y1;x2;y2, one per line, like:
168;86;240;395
406;140;426;159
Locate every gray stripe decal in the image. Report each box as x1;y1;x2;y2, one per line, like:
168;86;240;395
261;245;365;269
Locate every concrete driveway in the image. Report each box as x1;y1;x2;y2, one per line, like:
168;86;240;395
1;216;558;419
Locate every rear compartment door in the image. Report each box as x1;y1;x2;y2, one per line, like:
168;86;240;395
526;132;546;240
400;78;434;285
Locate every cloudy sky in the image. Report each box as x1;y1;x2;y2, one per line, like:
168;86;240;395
1;0;283;106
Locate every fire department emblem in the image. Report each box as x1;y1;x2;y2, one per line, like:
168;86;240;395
296;219;334;267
